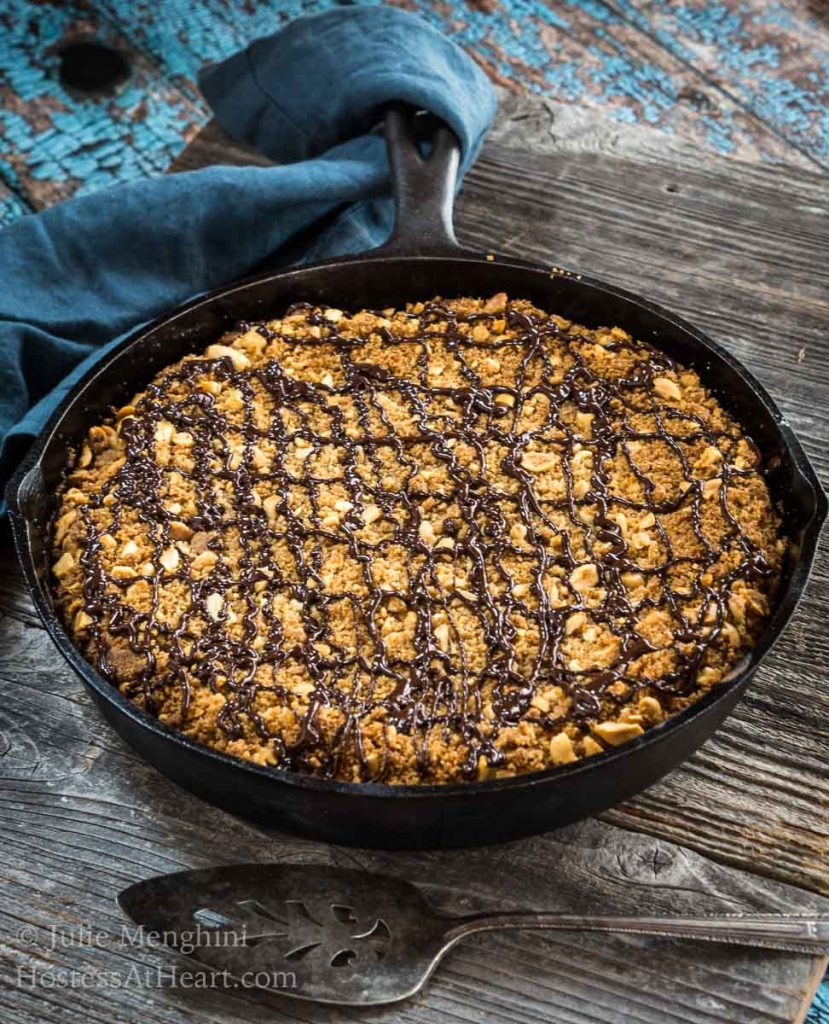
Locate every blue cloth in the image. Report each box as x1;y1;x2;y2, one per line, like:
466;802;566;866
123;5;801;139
0;6;495;490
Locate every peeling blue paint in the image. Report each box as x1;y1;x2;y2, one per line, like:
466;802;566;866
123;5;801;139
0;1;207;206
0;190;29;226
611;0;829;163
1;0;828;209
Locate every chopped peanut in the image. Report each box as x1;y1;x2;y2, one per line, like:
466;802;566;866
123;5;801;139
570;563;599;592
592;721;645;746
205;344;251;370
653;376;680;401
549;731;577;765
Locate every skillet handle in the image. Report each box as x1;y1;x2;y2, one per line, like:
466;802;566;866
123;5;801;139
376;105;462;257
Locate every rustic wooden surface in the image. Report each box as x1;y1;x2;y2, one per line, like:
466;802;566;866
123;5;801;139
454;130;829;895
2;86;828;1022
1;534;828;1024
2;1;829;1020
2;0;829;222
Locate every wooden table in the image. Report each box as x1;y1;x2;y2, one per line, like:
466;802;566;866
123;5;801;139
1;3;828;1023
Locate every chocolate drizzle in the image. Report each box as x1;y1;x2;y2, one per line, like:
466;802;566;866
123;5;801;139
60;298;778;782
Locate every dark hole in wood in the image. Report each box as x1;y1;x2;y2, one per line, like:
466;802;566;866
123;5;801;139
665;184;680;194
58;41;130;96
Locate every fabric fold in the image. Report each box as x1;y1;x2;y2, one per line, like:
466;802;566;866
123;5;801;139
199;6;494;165
0;6;496;491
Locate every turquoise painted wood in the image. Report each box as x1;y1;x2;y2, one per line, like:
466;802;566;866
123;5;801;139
2;0;829;214
813;981;829;1024
0;0;206;210
94;0;829;164
618;0;829;166
0;186;29;226
0;2;826;1019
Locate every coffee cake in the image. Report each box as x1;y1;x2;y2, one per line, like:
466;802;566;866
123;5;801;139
51;295;784;783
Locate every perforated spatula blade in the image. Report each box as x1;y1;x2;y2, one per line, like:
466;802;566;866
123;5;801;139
119;864;451;1005
118;864;829;1006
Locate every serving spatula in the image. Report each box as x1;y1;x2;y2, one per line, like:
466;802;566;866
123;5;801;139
119;864;829;1006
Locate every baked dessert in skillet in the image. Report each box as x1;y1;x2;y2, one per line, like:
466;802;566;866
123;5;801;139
51;294;784;784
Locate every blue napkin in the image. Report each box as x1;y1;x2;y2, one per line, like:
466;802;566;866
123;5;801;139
0;6;495;491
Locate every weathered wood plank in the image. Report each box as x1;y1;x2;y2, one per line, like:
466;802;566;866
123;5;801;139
450;139;829;896
0;604;826;1024
105;0;815;166
617;0;829;167
5;0;824;219
0;523;42;628
0;1;206;209
168;118;269;173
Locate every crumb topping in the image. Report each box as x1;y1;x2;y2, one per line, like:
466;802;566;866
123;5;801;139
51;295;784;783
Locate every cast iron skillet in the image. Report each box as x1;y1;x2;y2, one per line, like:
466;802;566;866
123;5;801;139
6;108;826;849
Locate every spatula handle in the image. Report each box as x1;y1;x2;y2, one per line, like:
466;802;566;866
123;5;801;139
446;912;829;956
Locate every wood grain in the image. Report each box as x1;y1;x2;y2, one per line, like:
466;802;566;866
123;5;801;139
616;0;829;167
0;1;206;210
100;0;828;164
450;139;829;894
0;599;826;1024
2;104;829;1021
4;0;828;216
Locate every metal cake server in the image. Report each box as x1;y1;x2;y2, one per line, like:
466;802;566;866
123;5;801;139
119;864;829;1006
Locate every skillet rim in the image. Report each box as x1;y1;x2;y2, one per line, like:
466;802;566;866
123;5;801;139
6;248;827;801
